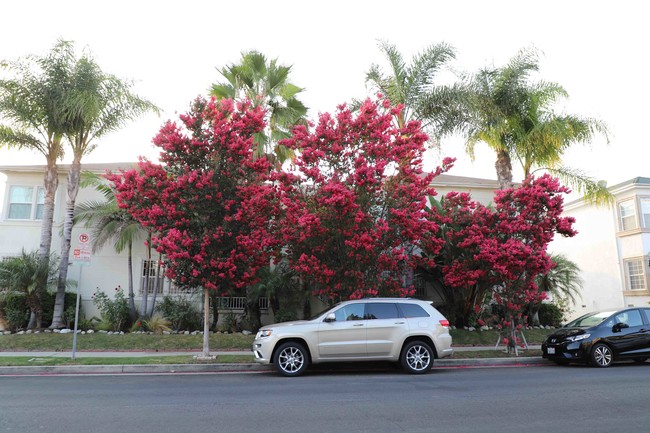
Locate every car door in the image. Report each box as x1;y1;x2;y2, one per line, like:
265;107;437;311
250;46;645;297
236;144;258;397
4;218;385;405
364;302;408;357
316;303;367;358
638;309;650;354
604;309;647;355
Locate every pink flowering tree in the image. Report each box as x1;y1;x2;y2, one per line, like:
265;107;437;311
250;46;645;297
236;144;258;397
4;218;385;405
274;98;451;304
429;174;576;349
108;97;280;356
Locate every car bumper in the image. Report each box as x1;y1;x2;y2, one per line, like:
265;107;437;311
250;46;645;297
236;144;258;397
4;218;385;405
252;338;275;364
542;341;589;362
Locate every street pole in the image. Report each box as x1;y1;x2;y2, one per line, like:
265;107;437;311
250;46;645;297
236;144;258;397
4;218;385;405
71;263;83;361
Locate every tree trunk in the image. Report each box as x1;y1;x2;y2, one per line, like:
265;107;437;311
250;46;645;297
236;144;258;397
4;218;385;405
147;256;163;317
141;232;152;318
495;148;514;190
51;156;82;328
127;242;137;322
202;287;210;357
40;157;59;326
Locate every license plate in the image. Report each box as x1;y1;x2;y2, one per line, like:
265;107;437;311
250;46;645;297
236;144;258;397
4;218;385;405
547;347;555;355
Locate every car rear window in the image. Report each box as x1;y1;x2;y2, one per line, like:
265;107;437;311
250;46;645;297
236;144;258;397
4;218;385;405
397;303;430;318
365;303;400;319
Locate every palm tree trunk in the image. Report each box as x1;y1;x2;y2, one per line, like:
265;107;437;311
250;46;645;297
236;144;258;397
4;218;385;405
51;156;82;328
40;158;59;326
495;148;514;190
141;232;152;318
127;242;137;321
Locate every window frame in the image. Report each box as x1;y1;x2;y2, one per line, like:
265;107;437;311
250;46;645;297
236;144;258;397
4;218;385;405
623;258;647;292
6;185;45;221
618;199;637;232
640;197;650;229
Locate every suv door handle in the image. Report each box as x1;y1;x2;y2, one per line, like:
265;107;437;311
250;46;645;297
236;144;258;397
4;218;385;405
395;322;405;325
353;323;364;327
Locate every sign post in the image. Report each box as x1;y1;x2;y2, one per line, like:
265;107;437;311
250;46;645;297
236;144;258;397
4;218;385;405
71;233;91;360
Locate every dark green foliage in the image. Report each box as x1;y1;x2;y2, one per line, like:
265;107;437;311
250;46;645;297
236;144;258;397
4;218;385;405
156;296;202;332
41;292;79;328
538;303;563;327
272;309;298;324
92;287;130;332
3;292;29;331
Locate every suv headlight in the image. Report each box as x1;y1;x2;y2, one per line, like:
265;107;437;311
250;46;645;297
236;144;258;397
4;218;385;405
566;333;590;342
258;329;273;338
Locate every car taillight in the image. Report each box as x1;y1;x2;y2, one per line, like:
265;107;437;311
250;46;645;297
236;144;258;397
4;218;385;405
439;319;450;327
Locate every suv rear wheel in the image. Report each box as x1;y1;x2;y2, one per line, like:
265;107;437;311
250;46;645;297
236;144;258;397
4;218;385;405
401;341;433;374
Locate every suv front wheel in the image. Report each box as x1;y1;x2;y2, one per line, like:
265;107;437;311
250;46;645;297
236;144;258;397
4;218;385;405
273;342;309;377
401;341;433;374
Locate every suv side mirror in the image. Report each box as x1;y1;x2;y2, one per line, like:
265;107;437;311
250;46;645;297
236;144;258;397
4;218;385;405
613;322;629;333
324;313;336;323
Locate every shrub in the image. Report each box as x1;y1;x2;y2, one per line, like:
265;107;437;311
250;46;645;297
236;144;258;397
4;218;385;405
41;292;80;328
221;311;241;333
538;303;564;327
92;286;130;332
2;292;29;331
144;315;172;335
273;309;297;324
156;296;202;331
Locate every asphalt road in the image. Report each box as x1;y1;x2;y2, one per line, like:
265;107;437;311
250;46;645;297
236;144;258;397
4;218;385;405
1;363;649;433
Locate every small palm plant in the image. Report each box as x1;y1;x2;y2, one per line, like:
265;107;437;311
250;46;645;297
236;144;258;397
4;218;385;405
0;250;59;329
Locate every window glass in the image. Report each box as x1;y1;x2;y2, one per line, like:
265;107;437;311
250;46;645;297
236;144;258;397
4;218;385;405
334;303;365;321
35;187;45;220
365;303;399;320
8;186;34;219
619;200;636;231
613;310;643;327
397;303;430;318
626;260;646;291
641;199;650;228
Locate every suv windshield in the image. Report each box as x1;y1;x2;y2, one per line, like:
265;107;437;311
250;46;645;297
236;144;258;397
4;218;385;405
564;311;615;328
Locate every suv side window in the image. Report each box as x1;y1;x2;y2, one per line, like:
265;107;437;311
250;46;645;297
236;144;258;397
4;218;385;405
365;303;400;320
334;303;365;321
397;303;430;318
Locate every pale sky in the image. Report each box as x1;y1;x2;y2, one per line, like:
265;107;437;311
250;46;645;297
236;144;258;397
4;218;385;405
0;0;646;189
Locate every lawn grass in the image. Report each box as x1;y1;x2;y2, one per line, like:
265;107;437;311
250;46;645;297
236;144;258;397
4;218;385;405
0;328;554;354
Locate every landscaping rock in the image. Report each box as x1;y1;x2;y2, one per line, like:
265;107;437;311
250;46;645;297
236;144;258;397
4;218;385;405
59;329;72;334
16;331;25;335
468;327;476;332
242;330;252;336
87;330;94;334
98;330;108;334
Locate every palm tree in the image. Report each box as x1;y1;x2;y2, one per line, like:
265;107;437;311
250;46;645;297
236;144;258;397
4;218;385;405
0;250;59;329
536;253;583;305
464;48;610;202
51;44;159;328
365;40;466;142
0;40;76;301
73;171;145;321
209;50;307;163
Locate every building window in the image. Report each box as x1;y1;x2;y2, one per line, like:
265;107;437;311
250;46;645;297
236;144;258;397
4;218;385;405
140;259;165;295
641;199;650;229
619;200;637;231
7;186;45;220
625;259;646;291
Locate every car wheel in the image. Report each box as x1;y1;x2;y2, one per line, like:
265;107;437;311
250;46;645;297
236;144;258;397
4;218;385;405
273;342;309;377
590;343;613;368
401;341;433;374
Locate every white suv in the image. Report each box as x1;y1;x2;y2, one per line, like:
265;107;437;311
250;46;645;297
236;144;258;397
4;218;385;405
252;298;453;376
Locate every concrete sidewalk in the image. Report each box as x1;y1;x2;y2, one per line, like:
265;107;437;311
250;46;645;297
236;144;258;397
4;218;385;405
0;346;547;375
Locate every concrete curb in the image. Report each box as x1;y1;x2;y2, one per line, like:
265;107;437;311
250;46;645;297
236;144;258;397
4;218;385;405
0;357;549;375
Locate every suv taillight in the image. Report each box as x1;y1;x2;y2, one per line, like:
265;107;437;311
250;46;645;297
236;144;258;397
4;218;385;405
439;319;450;327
